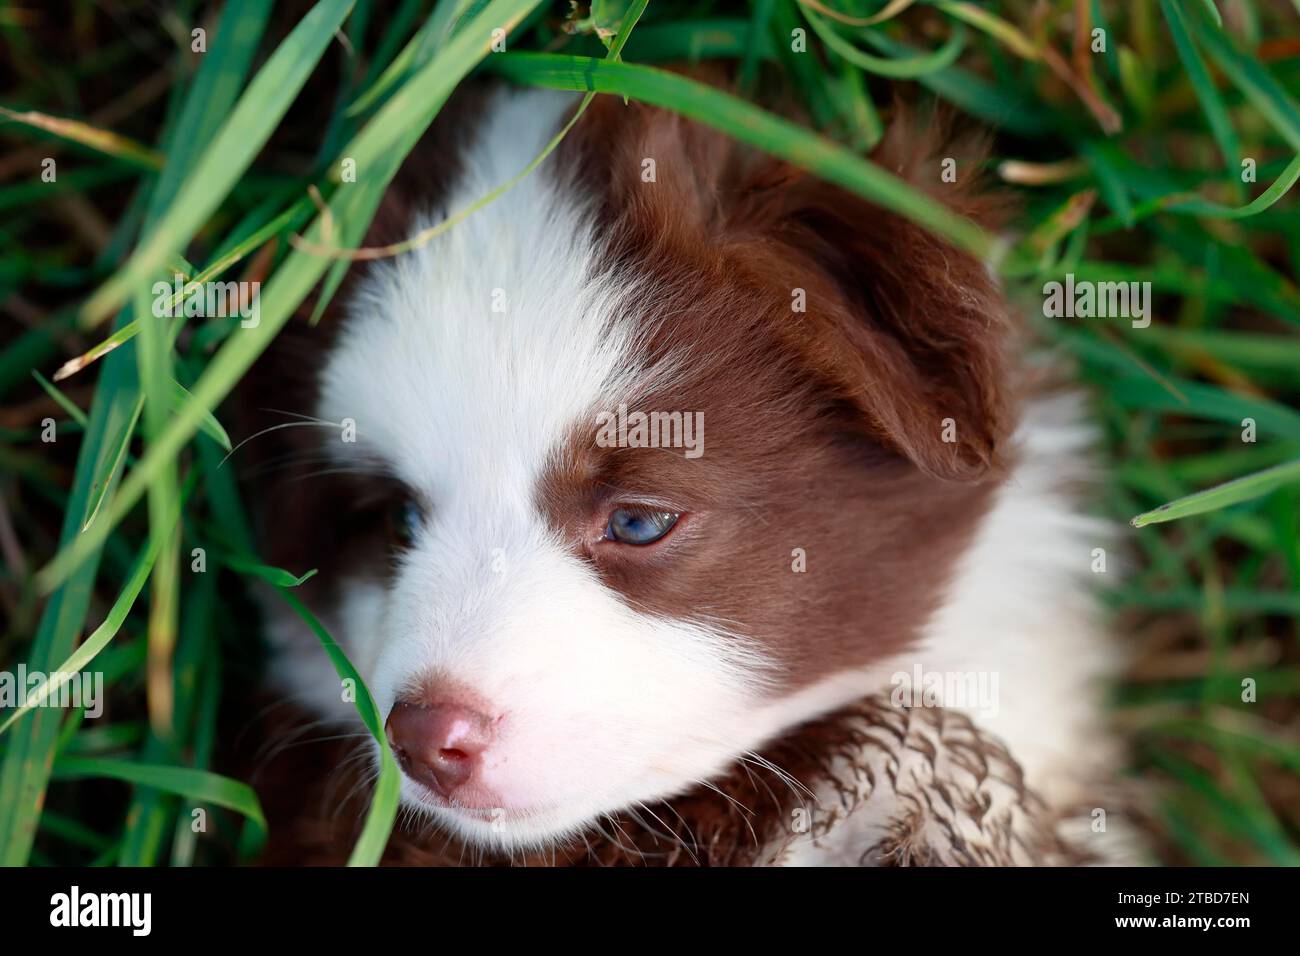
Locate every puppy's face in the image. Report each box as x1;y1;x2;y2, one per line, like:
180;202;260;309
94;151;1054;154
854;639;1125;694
260;92;1011;849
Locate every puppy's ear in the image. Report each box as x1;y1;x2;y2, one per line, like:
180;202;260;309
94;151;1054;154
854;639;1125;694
760;118;1014;482
567;92;1012;480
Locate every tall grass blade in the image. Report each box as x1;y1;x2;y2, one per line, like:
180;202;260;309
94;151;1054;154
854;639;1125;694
1132;459;1300;527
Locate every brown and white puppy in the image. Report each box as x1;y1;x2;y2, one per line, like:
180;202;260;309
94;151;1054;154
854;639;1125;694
246;85;1121;861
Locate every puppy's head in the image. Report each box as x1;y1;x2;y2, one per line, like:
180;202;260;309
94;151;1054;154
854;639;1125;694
250;89;1014;849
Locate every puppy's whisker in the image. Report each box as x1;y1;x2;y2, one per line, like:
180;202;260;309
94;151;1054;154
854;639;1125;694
634;801;699;865
221;419;343;466
742;751;816;801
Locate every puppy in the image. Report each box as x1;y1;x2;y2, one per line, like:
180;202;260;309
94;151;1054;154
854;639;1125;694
244;84;1129;864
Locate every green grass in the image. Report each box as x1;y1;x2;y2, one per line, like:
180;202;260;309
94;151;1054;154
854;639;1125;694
1;0;1298;866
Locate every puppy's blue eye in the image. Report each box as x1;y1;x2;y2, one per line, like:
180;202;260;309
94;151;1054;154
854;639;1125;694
387;498;423;547
606;508;679;545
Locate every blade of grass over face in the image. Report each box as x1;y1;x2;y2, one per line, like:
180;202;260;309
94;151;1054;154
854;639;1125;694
275;587;398;866
1132;459;1300;527
220;561;382;858
489;54;994;258
80;0;356;326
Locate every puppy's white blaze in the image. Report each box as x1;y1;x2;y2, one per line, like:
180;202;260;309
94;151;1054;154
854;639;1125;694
314;89;777;843
320;90;641;496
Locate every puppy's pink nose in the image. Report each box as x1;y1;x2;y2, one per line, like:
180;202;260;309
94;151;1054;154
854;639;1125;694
385;700;492;797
